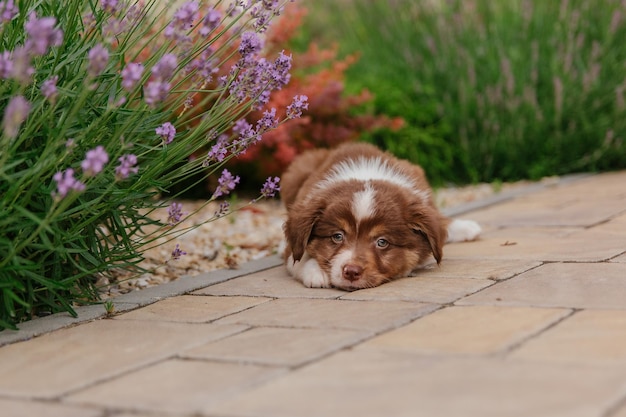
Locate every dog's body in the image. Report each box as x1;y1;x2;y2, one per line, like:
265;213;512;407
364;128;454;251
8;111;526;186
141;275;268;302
281;143;481;290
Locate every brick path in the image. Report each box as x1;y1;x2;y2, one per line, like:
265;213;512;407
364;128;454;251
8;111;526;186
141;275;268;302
1;171;626;417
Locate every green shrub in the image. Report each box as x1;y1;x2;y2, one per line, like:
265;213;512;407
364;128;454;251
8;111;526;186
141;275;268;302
0;0;304;330
297;0;626;184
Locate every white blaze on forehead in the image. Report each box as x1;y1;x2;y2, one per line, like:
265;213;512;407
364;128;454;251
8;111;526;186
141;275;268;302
317;156;430;202
352;182;376;221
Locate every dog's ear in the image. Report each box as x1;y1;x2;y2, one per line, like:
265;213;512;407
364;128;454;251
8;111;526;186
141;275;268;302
284;201;324;262
410;205;447;264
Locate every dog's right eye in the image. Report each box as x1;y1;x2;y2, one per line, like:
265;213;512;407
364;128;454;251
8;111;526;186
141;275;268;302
331;232;344;244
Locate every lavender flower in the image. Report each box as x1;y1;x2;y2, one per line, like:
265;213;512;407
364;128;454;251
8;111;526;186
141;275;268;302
2;95;30;138
144;80;170;107
41;76;59;102
24;12;63;55
165;1;198;40
81;145;109;176
270;50;292;87
260;176;280;198
232;118;258;154
256;108;279;134
9;46;35;85
167;202;185;225
286;94;309;119
152;53;178;81
171;244;187;260
88;43;109;78
214;201;230;218
121;62;144;91
0;51;12;79
238;31;263;66
0;0;18;24
156;122;176;144
115;154;138;180
100;0;119;13
200;9;221;36
52;168;85;199
213;169;240;198
204;133;229;165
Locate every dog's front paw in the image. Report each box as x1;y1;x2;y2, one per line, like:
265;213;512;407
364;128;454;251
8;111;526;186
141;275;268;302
300;258;331;288
447;219;481;242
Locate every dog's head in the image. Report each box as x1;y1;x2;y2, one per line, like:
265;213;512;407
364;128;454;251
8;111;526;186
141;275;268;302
284;180;446;290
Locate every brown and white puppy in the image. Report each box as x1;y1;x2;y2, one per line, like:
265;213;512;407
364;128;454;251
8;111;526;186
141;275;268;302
281;143;481;290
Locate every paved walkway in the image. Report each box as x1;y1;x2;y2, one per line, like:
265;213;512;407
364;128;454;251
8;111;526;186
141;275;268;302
2;171;626;417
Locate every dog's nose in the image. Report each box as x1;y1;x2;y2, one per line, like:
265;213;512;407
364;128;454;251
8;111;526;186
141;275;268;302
343;264;363;282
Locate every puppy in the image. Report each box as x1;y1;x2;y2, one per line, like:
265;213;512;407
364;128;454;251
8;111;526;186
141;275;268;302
281;143;481;290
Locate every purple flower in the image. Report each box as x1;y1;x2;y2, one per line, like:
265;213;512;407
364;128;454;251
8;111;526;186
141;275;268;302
256;108;278;134
156;122;176;145
213;169;240;198
0;0;19;24
200;9;221;36
52;168;85;199
41;76;59;102
100;0;119;13
214;201;230;218
260;176;280;198
238;32;263;65
88;43;109;78
115;154;138;180
121;62;144;91
144;80;170;107
0;51;13;79
171;244;187;260
167;202;186;225
152;53;178;80
24;12;63;55
286;94;309;119
164;1;198;40
81;145;109;176
2;95;30;138
270;50;292;87
9;46;35;85
204;133;229;165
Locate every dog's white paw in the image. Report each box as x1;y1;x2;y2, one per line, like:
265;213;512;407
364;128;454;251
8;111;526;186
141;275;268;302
287;254;331;288
300;258;331;288
447;219;481;242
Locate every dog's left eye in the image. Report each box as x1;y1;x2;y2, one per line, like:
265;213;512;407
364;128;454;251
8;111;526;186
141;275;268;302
331;232;344;244
376;238;389;249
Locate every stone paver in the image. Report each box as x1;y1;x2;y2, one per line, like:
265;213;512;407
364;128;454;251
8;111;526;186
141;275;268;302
416;258;543;280
182;326;367;367
214;298;438;331
194;267;345;299
66;359;283;415
207;349;626;417
341;276;493;304
114;295;270;323
457;262;626;309
360;305;571;355
3;171;626;417
0;398;102;417
0;320;246;398
510;310;626;366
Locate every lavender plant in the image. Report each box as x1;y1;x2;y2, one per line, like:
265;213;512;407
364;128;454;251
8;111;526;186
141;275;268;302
0;0;305;329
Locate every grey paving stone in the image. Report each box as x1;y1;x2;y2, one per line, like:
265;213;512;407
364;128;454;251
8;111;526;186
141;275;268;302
115;295;270;323
416;258;543;280
194;266;345;299
215;298;438;332
341;276;493;304
207;349;626;417
0;398;103;417
66;359;284;415
457;262;626;309
0;320;246;399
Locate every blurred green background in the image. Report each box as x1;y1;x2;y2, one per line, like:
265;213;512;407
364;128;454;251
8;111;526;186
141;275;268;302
290;0;626;185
